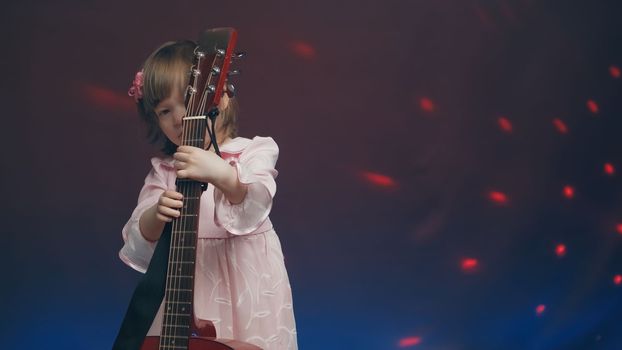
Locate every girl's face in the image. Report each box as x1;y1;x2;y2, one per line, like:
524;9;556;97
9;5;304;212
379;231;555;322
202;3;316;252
155;88;230;147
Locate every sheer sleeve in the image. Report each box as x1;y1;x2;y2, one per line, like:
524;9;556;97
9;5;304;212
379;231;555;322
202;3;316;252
213;136;279;235
119;157;173;273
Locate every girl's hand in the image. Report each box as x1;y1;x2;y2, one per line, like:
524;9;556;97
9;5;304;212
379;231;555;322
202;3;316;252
173;146;233;184
155;190;184;222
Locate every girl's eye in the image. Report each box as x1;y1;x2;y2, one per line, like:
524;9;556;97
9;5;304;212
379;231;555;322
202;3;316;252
158;109;170;117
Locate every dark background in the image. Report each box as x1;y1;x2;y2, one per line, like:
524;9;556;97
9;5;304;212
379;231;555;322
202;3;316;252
3;0;622;349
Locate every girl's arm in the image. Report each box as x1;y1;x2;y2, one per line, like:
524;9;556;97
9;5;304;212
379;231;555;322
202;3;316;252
209;162;248;204
120;157;174;273
212;136;279;235
173;146;248;204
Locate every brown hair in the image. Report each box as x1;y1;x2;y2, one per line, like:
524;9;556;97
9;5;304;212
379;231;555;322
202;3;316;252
136;40;238;155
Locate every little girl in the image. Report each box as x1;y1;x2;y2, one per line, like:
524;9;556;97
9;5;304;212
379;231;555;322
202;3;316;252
119;40;297;350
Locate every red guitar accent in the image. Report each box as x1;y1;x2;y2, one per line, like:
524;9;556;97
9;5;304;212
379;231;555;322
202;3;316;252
140;27;260;350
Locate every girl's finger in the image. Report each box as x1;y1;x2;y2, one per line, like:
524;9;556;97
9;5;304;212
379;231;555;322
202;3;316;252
158;205;180;218
173;152;190;161
156;213;172;222
176;145;197;153
160;197;183;208
162;190;183;200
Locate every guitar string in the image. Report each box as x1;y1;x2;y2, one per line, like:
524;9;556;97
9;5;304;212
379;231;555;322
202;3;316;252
177;52;208;342
162;46;225;348
178;59;200;344
185;75;200;336
177;79;195;346
183;54;218;337
178;52;219;344
161;60;199;349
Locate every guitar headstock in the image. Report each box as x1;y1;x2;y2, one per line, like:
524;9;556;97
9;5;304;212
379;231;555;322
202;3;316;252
185;27;242;119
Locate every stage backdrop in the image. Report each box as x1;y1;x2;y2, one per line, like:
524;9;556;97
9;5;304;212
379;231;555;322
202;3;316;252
3;0;622;349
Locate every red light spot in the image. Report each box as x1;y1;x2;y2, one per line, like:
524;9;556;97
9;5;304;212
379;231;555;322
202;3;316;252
614;275;622;285
461;258;479;273
610;65;621;79
398;336;422;347
563;185;575;199
555;244;566;257
498;116;513;132
552;118;568;134
360;171;398;189
419;97;435;112
587;99;599;114
536;304;546;316
488;191;509;205
616;224;622;235
604;163;615;176
290;40;317;60
81;83;135;111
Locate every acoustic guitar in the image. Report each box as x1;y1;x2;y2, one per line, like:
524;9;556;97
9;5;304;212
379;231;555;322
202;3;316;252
140;27;260;350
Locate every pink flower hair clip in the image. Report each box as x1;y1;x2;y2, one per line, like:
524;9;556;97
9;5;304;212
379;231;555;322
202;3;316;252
128;70;144;102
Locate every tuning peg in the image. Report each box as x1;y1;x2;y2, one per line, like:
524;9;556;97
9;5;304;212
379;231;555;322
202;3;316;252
227;69;240;77
233;52;245;59
207;85;216;93
225;83;236;98
216;49;226;57
211;67;221;75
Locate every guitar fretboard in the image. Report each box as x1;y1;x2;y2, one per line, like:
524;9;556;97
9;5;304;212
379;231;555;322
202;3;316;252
159;116;205;349
157;26;237;349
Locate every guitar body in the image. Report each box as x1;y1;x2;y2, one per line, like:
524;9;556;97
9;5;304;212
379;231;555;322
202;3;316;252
141;336;261;350
139;311;261;350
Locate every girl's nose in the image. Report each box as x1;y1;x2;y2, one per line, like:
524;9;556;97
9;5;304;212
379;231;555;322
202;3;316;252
174;108;186;126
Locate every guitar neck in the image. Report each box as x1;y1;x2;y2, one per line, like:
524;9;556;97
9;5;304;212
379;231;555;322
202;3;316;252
159;178;202;347
158;26;238;350
160;112;206;347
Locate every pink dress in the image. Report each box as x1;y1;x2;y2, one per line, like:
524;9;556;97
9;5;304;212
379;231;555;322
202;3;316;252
119;136;298;350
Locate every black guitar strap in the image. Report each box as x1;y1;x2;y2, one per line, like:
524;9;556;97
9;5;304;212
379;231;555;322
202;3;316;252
112;222;171;350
